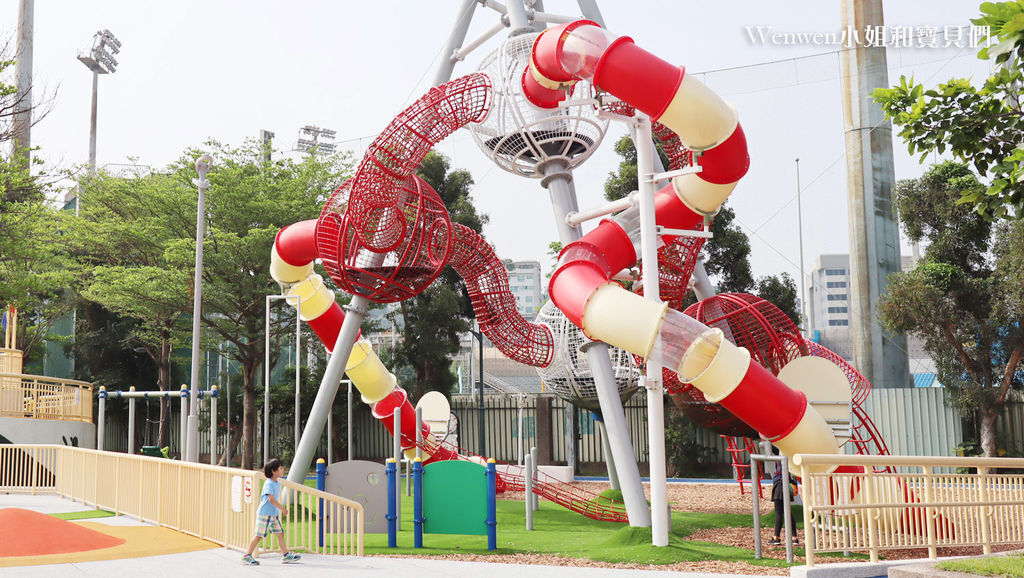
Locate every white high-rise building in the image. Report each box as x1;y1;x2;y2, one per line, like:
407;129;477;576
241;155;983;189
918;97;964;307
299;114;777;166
504;259;544;319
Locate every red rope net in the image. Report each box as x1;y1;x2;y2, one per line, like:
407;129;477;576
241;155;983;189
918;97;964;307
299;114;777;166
450;223;554;367
315;74;492;302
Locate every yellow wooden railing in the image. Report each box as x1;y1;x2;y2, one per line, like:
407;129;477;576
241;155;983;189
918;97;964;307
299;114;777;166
0;372;93;422
794;453;1024;567
0;445;364;557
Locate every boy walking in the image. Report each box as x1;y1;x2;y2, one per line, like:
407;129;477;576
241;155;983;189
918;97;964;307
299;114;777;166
242;458;302;565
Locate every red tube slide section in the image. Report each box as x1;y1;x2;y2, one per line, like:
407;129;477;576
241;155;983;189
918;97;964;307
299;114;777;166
534;21;839;469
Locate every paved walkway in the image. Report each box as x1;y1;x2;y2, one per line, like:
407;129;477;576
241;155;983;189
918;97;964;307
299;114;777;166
1;494;759;578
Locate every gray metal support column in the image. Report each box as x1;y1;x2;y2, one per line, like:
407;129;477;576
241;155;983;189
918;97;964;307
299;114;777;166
97;391;106;451
840;0;910;388
11;0;33;162
575;0;605;27
287;296;369;485
127;395;135;454
597;419;620;490
431;0;479;86
541;158;650;527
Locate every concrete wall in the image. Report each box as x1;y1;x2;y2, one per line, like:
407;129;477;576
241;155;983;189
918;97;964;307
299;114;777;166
0;417;96;449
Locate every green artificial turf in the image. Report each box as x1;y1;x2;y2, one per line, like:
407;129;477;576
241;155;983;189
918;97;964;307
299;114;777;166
937;553;1024;577
282;497;795;569
51;509;116;520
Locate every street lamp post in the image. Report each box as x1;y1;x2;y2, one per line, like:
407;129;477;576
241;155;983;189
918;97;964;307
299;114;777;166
185;154;213;463
468;325;485;456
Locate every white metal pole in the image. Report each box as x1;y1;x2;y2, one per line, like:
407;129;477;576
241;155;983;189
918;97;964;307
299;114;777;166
210;387;217;465
127;387;136;454
327;407;334;463
294;295;301;455
393;406;402;532
226;358;232;466
264;296;271;463
179;386;188;458
517;395;524;465
636;114;668;546
796;157;808;336
346;380;353;461
97;388;106;451
186;155;212;463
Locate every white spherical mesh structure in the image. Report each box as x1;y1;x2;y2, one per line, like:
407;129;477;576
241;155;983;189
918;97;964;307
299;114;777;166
535;300;640;413
468;32;608;178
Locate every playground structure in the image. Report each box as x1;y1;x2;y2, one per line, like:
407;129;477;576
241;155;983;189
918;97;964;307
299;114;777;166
96;385;219;463
264;10;919;548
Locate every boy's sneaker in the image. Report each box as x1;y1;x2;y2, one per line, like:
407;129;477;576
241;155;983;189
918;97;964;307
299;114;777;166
283;552;302;563
241;554;260;566
767;538;781;545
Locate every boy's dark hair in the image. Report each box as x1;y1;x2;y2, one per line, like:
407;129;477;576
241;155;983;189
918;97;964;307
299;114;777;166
264;458;283;478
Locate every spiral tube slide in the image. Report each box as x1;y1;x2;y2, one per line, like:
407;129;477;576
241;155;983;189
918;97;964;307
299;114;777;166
530;21;840;470
272;220;457;463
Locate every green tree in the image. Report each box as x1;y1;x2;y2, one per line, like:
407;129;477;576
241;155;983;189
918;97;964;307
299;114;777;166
602;135;797;323
69;170;196;449
878;162;1023;457
873;1;1024;219
389;150;487;401
163;140;354;468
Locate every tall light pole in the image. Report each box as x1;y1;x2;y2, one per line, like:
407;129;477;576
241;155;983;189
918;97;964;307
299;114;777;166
77;29;121;216
294;125;337;155
11;0;34;166
795;157;807;337
185;154;213;463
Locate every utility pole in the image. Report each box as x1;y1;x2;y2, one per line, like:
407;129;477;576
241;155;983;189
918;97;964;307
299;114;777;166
840;0;910;388
11;0;34;166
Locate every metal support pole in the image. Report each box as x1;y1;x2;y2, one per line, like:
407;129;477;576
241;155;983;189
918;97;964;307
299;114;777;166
264;297;271;464
416;405;424;460
530;446;539;512
541;158;650;528
637;114;668;545
393;406;402;532
596;418;620;491
87;72;98;174
431;0;479;86
524;453;534;530
179;386;188;458
796;157;807;336
127;387;136;454
210;386;217;465
294;301;301;454
327;408;333;463
11;0;33;163
286;296;369;485
346;379;353;461
97;387;106;451
476;329;486;456
186;155;212;463
752;451;762;559
225;359;231;467
517;396;524;465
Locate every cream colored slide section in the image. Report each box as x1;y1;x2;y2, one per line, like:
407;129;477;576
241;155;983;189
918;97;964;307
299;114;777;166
346;338;397;404
673;174;738;216
656;74;738;150
270;245;313;284
678;329;750;402
287;274;336;321
778;356;854;447
580;282;668;358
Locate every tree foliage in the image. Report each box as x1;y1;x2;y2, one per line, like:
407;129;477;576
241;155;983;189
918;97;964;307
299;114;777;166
602;135;799;325
873;1;1024;219
878;162;1023;457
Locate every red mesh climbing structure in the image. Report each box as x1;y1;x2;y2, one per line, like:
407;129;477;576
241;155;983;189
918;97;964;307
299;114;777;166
450;223;554;367
315;73;492;303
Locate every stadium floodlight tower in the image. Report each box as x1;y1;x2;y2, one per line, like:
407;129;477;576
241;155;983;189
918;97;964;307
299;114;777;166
77;29;121;174
427;0;652;528
295;125;337;155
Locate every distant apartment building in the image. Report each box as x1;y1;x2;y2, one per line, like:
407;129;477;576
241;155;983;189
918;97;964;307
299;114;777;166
503;259;544;319
807;253;936;386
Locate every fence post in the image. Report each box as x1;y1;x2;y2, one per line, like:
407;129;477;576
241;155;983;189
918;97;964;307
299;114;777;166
317;458;326;549
923;465;937;559
486;459;497;551
413;458;423;549
801;461;814;567
386;458;397;548
978;466;992;555
863;466;878;563
210;386;218;465
751;451;761;559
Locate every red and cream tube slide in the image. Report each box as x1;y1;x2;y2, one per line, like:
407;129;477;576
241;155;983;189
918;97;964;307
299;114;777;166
535;21;839;471
271;220;457;463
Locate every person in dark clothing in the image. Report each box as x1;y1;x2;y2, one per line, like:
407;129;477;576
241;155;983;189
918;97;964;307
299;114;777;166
769;454;798;545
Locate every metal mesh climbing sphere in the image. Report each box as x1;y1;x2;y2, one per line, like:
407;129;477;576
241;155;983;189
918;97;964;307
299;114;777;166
316;175;452;303
468;33;607;178
534;300;640;413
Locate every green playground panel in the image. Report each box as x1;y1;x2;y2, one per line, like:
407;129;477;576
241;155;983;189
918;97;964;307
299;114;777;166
422;460;487;535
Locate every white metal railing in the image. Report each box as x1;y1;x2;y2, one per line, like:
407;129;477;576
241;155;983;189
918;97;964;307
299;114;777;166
794;453;1024;567
0;445;363;557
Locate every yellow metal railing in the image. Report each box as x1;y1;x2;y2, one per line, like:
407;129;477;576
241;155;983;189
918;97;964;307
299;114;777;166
0;445;363;557
0;373;93;422
794;453;1024;567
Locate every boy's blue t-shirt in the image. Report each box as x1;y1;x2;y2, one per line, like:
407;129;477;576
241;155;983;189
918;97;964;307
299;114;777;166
258;479;281;516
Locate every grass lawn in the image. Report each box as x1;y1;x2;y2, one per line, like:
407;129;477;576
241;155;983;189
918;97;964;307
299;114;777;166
937;553;1024;577
283;495;797;569
50;509;116;520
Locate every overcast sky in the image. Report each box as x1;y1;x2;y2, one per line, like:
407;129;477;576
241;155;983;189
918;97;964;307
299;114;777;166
2;0;994;284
